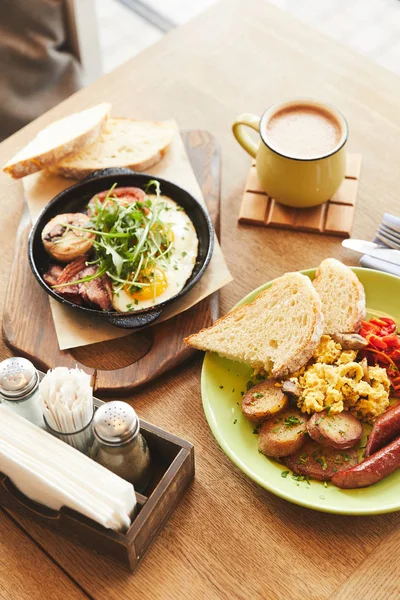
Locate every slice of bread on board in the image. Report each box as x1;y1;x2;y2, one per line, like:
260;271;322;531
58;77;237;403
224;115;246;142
50;119;176;179
185;272;324;378
3;103;111;179
312;258;366;334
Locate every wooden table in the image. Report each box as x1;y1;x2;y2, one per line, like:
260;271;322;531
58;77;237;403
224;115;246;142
1;1;400;598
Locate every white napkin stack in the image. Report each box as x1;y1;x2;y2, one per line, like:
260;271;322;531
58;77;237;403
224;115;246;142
0;406;136;532
40;367;93;433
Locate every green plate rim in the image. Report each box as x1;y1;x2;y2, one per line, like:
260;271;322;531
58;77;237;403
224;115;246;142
201;266;400;515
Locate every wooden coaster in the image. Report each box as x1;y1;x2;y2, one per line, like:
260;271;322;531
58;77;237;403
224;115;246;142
238;153;362;237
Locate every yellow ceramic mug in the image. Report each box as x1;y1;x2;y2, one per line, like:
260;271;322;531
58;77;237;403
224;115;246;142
232;99;348;208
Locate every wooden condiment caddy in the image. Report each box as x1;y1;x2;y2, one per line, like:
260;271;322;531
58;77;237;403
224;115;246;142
0;390;194;571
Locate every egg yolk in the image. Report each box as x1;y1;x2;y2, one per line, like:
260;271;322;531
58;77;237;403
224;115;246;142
126;266;168;301
151;223;174;248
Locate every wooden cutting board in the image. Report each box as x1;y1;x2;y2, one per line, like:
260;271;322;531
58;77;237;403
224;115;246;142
2;130;220;396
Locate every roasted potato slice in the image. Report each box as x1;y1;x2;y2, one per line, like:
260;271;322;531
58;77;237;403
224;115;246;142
307;410;363;450
284;441;358;481
258;409;307;457
241;381;288;422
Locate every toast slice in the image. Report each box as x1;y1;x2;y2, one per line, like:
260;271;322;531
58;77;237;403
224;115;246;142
50;118;176;179
312;258;366;334
185;272;324;378
3;103;111;179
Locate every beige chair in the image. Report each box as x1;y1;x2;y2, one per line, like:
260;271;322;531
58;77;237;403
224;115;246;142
0;0;102;140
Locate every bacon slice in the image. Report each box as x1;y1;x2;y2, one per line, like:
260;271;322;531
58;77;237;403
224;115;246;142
43;265;63;287
44;258;112;311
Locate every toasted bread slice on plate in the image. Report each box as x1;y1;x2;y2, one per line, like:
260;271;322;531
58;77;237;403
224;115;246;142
3;103;111;179
313;258;366;334
51;119;176;179
185;272;324;378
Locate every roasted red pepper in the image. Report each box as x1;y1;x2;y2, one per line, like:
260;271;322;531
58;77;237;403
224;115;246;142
359;317;400;395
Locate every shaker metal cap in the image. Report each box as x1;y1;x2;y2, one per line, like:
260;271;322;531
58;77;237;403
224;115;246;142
0;357;38;400
93;401;139;445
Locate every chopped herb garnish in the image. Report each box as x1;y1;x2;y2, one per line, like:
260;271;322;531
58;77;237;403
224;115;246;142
219;385;224;389
252;392;263;399
315;455;327;470
298;453;308;465
284;416;301;428
281;471;289;478
233;419;237;425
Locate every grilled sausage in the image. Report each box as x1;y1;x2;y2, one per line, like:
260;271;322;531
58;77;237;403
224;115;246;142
242;381;288;422
332;435;400;488
307;410;363;450
365;402;400;457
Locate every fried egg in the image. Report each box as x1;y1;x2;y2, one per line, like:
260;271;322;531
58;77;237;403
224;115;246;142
111;195;198;312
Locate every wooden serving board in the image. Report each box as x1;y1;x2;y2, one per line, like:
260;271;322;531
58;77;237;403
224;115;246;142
2;131;220;396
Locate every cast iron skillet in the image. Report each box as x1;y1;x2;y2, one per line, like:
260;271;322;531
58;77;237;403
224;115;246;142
28;168;214;328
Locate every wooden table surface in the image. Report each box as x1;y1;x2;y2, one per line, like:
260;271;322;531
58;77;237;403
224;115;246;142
1;0;400;598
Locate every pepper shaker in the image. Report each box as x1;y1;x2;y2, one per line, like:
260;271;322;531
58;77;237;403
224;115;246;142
0;357;45;429
90;401;152;493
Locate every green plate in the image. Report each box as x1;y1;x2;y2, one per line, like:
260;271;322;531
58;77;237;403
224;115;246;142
201;268;400;515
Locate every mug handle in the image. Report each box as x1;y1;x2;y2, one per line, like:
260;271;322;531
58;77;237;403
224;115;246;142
232;113;261;158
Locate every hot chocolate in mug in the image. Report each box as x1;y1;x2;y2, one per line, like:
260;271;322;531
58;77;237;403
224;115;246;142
232;99;348;208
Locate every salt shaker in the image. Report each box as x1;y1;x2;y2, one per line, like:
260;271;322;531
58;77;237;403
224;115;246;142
90;401;152;493
0;357;45;429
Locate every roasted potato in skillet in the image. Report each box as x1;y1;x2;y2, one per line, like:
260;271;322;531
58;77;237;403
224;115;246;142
307;410;363;450
242;381;288;422
258;409;307;457
284;441;358;481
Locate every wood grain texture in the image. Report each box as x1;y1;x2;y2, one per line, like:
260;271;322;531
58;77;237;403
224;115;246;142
2;131;220;396
1;0;400;597
0;509;87;600
0;417;194;572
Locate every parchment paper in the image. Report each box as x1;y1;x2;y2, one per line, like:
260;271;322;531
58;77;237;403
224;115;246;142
23;125;232;350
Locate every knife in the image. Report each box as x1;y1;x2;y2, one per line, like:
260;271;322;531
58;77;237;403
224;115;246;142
342;239;400;267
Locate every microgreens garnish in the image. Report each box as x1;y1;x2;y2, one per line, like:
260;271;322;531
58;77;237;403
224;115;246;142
53;181;174;303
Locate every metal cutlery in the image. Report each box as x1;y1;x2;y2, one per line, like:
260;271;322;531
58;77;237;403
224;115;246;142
342;239;400;266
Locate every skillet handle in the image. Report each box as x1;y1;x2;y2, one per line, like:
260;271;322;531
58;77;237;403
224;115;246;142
81;167;139;181
108;308;163;329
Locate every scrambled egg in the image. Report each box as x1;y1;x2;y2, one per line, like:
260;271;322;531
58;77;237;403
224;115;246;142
293;335;390;422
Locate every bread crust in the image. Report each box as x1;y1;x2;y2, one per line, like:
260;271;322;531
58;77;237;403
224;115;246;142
185;273;324;378
50;118;174;179
3;105;111;179
53;146;169;180
313;258;366;334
